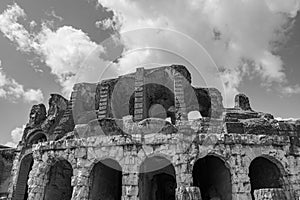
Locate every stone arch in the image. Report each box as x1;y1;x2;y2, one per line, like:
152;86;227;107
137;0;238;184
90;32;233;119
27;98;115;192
139;156;177;200
87;151;124;173
193;155;232;200
136;148;177;168
88;158;122;200
192;152;232;173
129;83;176;123
26;131;47;146
43;159;73;200
12;154;34;200
145;152;174;164
248;156;289;200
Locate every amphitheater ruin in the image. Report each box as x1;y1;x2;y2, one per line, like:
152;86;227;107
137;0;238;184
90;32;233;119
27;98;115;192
0;65;299;200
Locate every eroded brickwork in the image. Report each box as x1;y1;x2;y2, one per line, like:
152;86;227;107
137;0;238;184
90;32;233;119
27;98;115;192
7;131;300;200
3;65;300;200
0;148;14;199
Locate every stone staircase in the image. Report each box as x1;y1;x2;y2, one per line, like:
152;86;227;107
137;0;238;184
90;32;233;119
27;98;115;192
134;68;145;121
97;83;109;119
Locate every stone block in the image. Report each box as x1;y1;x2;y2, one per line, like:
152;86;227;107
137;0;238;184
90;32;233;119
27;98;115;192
225;122;245;134
254;188;287;200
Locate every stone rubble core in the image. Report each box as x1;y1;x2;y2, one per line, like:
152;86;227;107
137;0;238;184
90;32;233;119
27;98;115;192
0;65;298;200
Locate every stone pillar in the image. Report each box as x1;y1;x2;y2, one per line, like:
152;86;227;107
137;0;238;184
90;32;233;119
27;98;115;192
134;67;145;122
206;88;224;118
286;155;300;199
231;153;251;200
254;188;287;200
231;172;251;200
122;172;139;200
176;186;201;200
7;151;22;200
173;70;187;124
71;168;90;200
27;160;48;200
175;163;201;200
234;93;251;111
53;91;75;135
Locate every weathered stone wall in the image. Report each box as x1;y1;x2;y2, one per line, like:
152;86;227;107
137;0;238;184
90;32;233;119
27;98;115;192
7;131;299;200
6;65;300;200
0;149;14;198
8;147;34;200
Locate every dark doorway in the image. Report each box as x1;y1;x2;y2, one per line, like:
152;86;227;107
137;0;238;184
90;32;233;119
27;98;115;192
43;160;73;200
13;154;33;200
193;155;232;200
249;157;283;199
139;156;176;200
88;159;122;200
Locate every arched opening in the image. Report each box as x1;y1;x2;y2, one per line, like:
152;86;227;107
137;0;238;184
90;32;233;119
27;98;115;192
43;160;73;200
129;84;176;124
88;159;122;200
193;155;232;200
139;156;176;200
249;157;284;199
13;154;33;200
27;132;47;145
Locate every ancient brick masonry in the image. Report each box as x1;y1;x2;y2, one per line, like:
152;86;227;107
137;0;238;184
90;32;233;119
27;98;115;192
0;147;14;199
2;65;300;200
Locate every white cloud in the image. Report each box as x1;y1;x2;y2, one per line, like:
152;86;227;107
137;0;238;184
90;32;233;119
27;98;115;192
97;0;300;106
23;89;44;103
1;2;299;106
0;4;109;97
265;0;300;17
0;3;37;52
4;125;25;147
280;85;300;95
36;25;101;95
0;68;44;103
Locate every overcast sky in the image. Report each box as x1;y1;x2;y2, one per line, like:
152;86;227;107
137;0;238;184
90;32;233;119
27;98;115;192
0;0;299;147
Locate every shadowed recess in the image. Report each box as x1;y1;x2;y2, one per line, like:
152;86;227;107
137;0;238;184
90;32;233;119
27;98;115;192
193;155;232;200
43;160;73;200
139;156;177;200
88;159;122;200
13;154;33;200
249;157;284;200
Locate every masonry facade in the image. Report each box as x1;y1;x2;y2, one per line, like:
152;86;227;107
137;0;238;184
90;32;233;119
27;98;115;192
1;65;299;200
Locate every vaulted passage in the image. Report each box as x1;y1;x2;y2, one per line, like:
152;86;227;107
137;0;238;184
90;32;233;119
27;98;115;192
43;160;73;200
193;155;232;200
88;159;122;200
13;154;33;200
249;157;284;199
139;156;176;200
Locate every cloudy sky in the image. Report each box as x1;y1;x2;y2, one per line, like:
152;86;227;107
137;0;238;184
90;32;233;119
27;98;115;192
0;0;299;147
